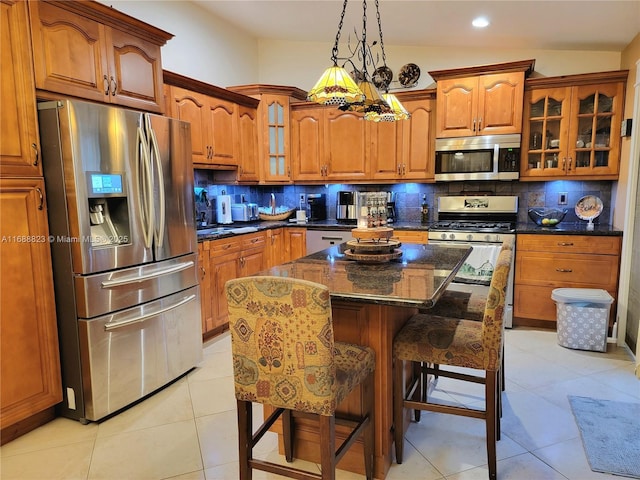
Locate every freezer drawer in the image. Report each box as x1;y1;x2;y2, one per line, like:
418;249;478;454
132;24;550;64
74;253;198;319
77;286;202;421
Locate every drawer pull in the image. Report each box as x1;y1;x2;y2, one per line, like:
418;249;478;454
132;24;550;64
222;244;231;250
557;242;574;246
556;268;573;273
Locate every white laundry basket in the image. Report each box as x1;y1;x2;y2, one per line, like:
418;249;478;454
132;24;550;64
551;288;614;352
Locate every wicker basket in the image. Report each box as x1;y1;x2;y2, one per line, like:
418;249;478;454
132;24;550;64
258;208;295;221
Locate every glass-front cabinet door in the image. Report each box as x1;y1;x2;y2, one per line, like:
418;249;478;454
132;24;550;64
570;83;623;176
521;74;625;181
262;95;291;182
522;87;571;178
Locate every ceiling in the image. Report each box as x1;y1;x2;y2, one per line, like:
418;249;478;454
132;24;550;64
193;0;639;52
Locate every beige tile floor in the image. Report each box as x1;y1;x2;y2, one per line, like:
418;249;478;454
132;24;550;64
1;327;638;480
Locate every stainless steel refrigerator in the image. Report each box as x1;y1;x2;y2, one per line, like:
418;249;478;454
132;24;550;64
38;99;202;423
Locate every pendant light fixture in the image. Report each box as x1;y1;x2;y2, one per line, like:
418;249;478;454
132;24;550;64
307;0;410;122
307;0;365;106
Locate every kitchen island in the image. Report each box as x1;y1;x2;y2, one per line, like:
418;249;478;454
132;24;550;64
257;242;472;479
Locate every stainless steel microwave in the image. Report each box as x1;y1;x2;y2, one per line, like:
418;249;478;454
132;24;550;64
435;134;521;181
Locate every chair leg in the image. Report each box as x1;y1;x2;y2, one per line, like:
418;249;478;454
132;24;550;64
282;409;294;462
360;371;375;480
393;357;405;464
237;400;253;480
319;415;336;480
486;371;498;480
414;361;423;422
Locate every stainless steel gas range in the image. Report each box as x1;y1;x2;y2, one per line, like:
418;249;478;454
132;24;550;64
428;195;517;327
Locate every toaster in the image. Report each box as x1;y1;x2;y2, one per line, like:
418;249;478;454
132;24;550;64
231;203;251;222
246;203;259;221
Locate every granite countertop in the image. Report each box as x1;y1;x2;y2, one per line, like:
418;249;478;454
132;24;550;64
196;219;622;241
514;222;622;236
257;242;472;309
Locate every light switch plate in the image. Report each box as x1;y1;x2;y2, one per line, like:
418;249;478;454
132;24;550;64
558;192;568;205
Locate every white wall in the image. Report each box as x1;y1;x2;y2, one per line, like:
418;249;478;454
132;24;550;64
258;40;622;90
102;1;621;90
99;0;259;87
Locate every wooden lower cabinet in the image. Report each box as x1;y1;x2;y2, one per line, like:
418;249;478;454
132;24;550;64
285;227;306;262
200;232;267;337
0;178;62;441
514;234;621;327
392;229;428;244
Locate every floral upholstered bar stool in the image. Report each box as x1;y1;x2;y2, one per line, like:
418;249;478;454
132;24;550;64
225;276;376;480
392;245;513;480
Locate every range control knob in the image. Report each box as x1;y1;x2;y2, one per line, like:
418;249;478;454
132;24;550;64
440;233;447;240
466;234;474;241
449;233;456;240
484;234;492;242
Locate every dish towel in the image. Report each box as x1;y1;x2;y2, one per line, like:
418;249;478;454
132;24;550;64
454;244;501;286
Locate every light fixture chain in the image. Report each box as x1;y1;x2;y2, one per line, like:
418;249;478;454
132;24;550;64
360;0;368;73
331;0;350;64
375;0;387;67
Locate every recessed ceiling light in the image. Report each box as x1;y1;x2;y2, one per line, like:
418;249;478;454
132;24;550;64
472;17;490;28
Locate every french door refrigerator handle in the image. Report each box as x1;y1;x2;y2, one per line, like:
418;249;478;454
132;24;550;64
137;120;154;248
103;294;196;331
100;260;195;288
147;114;165;248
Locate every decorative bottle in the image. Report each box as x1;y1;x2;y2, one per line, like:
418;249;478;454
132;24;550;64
421;195;429;224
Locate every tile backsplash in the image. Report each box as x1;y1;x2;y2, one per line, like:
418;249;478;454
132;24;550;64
194;170;613;226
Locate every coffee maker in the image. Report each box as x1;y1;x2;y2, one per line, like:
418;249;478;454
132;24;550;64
336;191;357;223
306;194;327;221
386;192;397;223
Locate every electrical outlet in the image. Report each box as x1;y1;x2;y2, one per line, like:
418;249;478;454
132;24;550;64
558;192;568;205
299;193;305;205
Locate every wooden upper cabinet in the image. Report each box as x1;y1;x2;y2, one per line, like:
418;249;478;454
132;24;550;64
477;72;525;134
430;60;534;138
291;105;324;181
369;120;403;180
208;97;237;166
1;0;40;176
434;76;477;137
520;71;627;181
29;1;171;113
324;110;369;181
164;73;260;171
104;27;164;112
237;105;260;182
167;86;210;164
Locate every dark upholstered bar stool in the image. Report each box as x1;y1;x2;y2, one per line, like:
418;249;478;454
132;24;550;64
393;245;513;480
226;276;376;480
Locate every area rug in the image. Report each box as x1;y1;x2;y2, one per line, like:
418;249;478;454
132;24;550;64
569;395;640;478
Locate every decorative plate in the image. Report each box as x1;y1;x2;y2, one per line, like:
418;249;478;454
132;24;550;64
398;63;420;86
372;66;393;89
575;195;603;220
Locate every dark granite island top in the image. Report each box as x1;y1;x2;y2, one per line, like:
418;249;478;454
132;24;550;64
259;243;472;309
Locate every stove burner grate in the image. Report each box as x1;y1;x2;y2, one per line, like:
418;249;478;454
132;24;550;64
431;221;514;232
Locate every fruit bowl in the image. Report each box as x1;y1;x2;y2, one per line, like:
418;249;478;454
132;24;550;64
528;208;568;227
